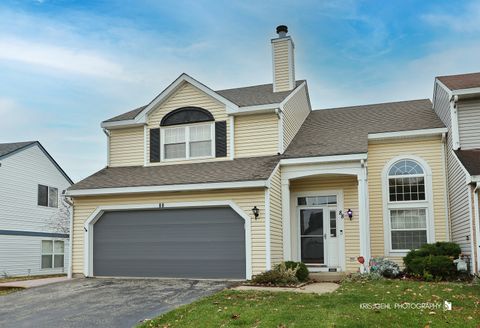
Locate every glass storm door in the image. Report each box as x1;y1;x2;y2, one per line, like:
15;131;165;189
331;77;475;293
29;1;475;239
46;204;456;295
300;209;326;264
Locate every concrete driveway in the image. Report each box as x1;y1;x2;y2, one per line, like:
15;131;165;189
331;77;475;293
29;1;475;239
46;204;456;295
0;278;232;328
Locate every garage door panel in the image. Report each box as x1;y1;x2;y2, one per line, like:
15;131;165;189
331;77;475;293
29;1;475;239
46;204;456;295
93;207;246;279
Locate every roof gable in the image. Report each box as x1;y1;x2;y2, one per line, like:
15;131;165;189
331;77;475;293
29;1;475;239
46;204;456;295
146;80;227;127
102;74;238;128
0;141;73;184
0;141;36;158
102;76;305;126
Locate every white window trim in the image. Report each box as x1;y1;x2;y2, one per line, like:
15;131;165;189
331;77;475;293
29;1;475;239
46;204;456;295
382;155;435;256
160;122;215;162
41;239;65;270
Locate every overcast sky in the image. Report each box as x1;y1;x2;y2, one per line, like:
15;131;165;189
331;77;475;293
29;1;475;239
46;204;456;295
1;0;480;182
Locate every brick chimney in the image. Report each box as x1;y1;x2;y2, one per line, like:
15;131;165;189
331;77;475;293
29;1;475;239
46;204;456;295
272;25;295;92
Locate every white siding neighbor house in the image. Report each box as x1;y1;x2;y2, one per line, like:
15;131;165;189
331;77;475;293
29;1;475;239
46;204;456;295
0;141;73;277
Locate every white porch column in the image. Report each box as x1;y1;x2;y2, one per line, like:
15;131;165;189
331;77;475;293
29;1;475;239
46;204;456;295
357;171;371;262
281;179;291;260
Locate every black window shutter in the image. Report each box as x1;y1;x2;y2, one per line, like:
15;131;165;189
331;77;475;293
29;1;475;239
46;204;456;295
215;121;227;157
149;128;160;162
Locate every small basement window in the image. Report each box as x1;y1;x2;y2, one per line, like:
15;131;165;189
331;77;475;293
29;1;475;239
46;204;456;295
38;185;58;208
41;240;64;269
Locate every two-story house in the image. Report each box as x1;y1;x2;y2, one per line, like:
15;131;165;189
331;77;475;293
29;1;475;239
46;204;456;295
433;73;480;273
66;26;454;280
0;141;73;277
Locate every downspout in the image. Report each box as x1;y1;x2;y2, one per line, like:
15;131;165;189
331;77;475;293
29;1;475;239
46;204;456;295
441;132;451;241
468;183;476;274
63;195;74;279
275;108;284;154
103;128;111;167
473;182;480;274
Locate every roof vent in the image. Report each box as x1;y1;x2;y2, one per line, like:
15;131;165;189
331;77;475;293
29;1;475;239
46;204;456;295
276;25;288;38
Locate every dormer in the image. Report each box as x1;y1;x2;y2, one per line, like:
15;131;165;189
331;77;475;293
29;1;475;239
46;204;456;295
434;72;480;150
101;26;311;168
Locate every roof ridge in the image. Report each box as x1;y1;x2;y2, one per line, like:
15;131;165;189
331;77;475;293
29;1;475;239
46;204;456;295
436;71;480;79
312;98;430;112
215;79;305;93
0;140;37;146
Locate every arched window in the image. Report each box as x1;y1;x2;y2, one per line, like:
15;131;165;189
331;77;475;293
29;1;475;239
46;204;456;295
388;160;425;202
385;158;431;252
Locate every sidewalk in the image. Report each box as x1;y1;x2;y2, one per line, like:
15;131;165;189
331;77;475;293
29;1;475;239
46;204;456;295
0;276;69;289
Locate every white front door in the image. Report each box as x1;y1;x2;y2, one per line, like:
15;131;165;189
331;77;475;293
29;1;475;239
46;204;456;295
297;195;341;269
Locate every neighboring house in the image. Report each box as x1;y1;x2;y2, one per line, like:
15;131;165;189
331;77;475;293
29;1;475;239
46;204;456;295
433;73;480;273
66;26;454;280
0;141;73;277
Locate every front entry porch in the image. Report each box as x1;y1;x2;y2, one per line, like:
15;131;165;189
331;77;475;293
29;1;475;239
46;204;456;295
280;158;370;273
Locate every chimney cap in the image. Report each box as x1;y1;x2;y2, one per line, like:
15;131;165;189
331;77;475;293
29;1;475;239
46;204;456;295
276;25;288;35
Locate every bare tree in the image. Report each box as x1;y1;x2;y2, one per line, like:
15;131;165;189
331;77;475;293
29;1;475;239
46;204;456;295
45;197;71;234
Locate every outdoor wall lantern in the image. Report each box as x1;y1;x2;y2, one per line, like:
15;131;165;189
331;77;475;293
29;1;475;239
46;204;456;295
252;206;260;220
347;209;353;220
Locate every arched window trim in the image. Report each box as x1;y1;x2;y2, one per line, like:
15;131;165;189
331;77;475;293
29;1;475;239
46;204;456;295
160;106;214;126
388;159;424;176
381;155;435;256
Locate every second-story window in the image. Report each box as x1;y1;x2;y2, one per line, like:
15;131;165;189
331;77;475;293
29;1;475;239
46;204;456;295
38;184;58;208
162;123;214;160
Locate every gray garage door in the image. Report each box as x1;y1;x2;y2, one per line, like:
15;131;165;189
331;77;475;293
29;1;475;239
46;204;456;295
93;207;246;279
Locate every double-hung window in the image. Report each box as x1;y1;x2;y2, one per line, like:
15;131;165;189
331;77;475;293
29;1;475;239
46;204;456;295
386;159;429;252
41;240;64;269
162;123;213;160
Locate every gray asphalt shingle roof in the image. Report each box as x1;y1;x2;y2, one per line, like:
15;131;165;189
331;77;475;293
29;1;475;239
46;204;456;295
69;155;280;190
454;149;480;176
216;80;305;107
103;81;305;123
437;72;480;91
284;99;445;158
0;141;36;158
74;99;446;191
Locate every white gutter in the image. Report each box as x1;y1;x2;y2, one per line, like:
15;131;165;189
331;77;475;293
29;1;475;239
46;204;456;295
368;128;448;141
101;120;145;129
63;195;74;279
280;153;368;166
452;87;480;96
66;180;268;197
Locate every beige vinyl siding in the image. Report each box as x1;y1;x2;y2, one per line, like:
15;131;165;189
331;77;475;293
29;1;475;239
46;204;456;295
282;85;310;150
234;113;279;157
146;82;230;163
290;175;360;272
458;99;480;149
109;127;144;167
268;166;283;267
368;137;449;265
71;189;266;275
272;40;292;92
433;83;472;256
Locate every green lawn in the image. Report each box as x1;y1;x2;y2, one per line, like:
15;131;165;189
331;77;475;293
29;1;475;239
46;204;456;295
0;287;23;296
140;280;480;328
